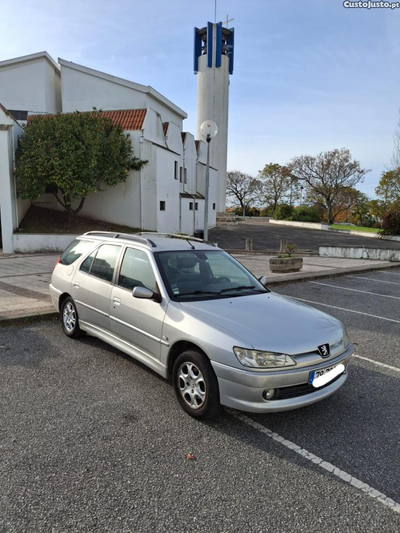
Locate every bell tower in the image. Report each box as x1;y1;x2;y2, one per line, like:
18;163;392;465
194;21;234;213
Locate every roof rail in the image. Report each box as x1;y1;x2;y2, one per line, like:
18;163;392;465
83;231;156;247
140;232;206;244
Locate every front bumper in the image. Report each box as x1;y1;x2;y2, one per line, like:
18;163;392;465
211;344;353;413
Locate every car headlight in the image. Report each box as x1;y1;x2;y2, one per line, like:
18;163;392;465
233;347;296;368
343;329;350;349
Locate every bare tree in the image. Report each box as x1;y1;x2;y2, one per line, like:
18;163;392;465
289;148;369;224
391;110;400;169
226;171;261;217
259;163;292;214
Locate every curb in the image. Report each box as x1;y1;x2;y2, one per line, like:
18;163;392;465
266;260;400;286
0;309;58;327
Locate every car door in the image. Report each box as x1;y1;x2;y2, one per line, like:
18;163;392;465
71;243;122;332
110;246;168;361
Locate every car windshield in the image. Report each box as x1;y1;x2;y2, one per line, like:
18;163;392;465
155;250;269;301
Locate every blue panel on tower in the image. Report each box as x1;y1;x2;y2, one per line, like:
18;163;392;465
207;22;213;68
215;22;222;68
193;27;201;74
227;28;234;74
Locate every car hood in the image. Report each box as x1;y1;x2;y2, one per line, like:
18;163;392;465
180;292;343;355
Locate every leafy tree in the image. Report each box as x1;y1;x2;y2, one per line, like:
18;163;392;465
274;204;293;220
289;148;369;224
351;191;370;226
332;187;364;222
375;169;400;204
366;199;387;222
16;111;146;219
380;201;400;236
259;163;292;214
226;171;261;217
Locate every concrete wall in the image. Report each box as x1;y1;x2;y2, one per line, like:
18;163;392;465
319;246;400;262
0;111;27;253
60;61;184;126
196;25;230;212
0;55;61;114
14;234;78;253
331;229;400;242
269;220;331;230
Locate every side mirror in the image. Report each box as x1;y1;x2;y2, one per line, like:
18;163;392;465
132;286;162;303
259;276;268;286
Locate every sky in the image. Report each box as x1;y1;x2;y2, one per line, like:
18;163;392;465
1;0;400;198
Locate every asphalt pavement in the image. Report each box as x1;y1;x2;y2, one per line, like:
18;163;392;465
1;268;399;532
210;220;400;252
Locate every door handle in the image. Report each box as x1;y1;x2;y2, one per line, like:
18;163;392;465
113;297;121;307
73;281;80;289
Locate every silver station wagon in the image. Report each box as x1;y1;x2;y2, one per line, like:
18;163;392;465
50;232;353;419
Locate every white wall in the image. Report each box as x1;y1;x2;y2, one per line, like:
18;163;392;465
156;146;181;233
60;62;185;126
0;56;61;114
0;111;26;253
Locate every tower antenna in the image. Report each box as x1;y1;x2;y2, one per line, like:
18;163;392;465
214;0;217;23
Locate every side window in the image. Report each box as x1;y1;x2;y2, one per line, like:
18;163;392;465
60;239;95;265
90;245;121;283
118;248;157;292
80;251;96;274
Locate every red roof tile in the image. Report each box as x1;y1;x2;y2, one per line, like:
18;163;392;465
27;109;147;131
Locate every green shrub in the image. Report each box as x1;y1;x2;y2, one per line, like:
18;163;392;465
380;202;400;236
274;204;293;220
260;206;274;217
291;206;321;223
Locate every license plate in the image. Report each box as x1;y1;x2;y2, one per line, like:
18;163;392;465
309;362;345;388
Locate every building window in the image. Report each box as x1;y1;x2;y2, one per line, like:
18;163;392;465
184;168;187;184
9;110;28;121
189;202;193;211
213;203;216;210
180;167;183;182
195;202;198;211
174;161;178;180
160;201;166;211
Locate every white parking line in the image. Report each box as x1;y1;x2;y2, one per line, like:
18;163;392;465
309;281;400;300
353;354;400;373
290;297;400;324
227;409;400;514
349;276;400;286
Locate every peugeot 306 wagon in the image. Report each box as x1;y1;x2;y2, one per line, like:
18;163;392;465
50;232;353;419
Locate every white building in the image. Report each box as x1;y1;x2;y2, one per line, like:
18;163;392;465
0;51;218;253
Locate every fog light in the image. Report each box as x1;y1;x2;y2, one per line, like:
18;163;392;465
263;388;276;400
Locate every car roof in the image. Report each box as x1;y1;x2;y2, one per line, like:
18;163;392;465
78;232;219;252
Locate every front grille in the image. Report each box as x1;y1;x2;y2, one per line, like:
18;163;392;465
271;373;343;401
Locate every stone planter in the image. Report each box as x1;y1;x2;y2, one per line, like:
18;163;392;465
269;256;303;273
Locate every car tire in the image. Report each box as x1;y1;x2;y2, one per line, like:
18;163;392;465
172;350;221;420
61;297;86;339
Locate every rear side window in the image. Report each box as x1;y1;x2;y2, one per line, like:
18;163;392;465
60;240;95;266
90;245;121;283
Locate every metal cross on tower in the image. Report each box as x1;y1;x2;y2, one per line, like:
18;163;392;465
223;14;234;28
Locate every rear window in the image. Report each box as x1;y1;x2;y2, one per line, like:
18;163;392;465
60;239;95;266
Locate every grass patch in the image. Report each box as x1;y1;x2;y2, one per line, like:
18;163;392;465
15;205;141;235
331;224;380;234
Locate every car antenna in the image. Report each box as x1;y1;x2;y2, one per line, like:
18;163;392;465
186;238;195;250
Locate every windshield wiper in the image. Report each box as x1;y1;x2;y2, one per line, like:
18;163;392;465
218;285;267;294
175;290;219;297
